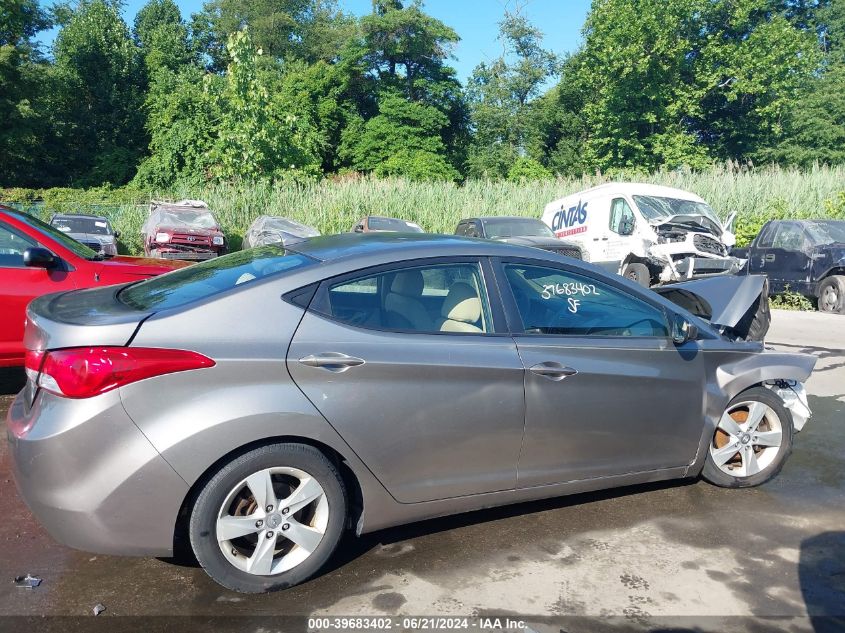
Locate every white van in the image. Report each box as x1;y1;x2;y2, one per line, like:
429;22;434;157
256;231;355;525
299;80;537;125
541;183;744;286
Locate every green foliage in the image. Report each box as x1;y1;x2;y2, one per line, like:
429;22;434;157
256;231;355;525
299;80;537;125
507;157;553;182
133;0;193;75
770;290;815;311
52;0;146;186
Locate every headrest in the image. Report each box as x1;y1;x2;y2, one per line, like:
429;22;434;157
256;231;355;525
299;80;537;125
389;270;425;297
441;282;482;323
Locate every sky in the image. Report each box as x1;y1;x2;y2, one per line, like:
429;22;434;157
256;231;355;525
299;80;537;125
35;0;592;81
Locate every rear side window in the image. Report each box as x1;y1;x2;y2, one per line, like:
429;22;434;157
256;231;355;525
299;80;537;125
119;247;314;311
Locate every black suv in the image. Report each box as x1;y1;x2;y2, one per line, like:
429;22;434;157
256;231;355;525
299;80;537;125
733;219;845;313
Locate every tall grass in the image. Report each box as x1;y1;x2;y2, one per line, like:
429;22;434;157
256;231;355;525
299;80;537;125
5;165;845;255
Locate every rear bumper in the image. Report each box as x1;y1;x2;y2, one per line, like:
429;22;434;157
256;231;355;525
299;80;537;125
7;389;188;557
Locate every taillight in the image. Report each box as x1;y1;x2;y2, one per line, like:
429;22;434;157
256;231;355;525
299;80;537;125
28;347;215;399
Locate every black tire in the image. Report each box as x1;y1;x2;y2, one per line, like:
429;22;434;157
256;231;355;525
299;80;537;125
623;262;651;287
702;387;794;488
189;443;347;593
817;275;845;314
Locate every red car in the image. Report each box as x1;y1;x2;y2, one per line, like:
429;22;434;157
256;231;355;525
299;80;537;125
0;206;188;367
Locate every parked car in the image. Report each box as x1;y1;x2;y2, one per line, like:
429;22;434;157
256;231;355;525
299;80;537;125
542;183;743;286
9;234;814;593
0;206;188;367
350;215;424;233
455;216;585;260
732;219;845;314
141;200;227;260
49;213;120;257
243;215;320;249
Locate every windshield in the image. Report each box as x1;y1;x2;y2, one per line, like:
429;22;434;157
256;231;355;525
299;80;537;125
633;195;722;227
265;218;320;237
10;211;99;259
119;247;315;311
484;218;554;239
156;210;218;230
369;217;423;232
805;220;845;245
50;216;113;235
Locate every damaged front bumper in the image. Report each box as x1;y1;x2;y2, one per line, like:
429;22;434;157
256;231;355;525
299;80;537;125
765;380;812;431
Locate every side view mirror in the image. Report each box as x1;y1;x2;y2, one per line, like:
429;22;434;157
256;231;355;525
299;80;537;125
114;230;121;238
23;247;57;269
620;217;635;236
354;225;364;233
672;316;698;345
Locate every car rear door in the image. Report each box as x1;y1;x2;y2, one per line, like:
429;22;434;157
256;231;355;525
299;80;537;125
287;258;526;503
494;258;705;486
0;221;78;365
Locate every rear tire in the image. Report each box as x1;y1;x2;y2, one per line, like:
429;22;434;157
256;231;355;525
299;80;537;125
623;263;650;287
817;275;845;314
702;387;793;488
189;443;347;593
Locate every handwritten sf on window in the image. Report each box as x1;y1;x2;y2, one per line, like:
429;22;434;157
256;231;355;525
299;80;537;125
540;282;601;314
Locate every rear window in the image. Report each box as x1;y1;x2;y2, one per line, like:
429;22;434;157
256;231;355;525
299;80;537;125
118;247;314;311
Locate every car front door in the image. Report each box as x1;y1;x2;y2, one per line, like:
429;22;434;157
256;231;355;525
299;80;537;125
496;259;705;486
0;222;77;365
767;222;814;294
287;259;526;503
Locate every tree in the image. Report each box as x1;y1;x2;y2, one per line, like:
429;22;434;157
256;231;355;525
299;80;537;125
134;0;193;75
574;0;820;172
466;8;559;178
52;0;146;185
339;90;459;180
190;0;353;71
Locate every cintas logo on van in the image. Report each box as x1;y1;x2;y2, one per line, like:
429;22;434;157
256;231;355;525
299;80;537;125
551;200;588;238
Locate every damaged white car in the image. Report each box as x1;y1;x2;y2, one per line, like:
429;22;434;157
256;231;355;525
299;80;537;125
542;183;744;287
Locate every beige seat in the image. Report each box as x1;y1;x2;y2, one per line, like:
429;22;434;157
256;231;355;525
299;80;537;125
384;270;435;331
439;282;483;333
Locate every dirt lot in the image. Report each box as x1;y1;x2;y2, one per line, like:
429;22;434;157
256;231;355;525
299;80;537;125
0;310;843;632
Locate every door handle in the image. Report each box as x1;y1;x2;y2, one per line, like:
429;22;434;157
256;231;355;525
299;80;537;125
529;362;578;381
299;353;365;372
764;254;776;262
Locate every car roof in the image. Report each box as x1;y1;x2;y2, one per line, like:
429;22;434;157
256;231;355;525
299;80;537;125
476;216;545;222
289;232;559;263
545;182;706;210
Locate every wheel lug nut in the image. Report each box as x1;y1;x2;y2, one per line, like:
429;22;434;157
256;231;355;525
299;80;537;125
255;520;263;528
266;531;274;539
282;508;289;515
266;505;273;512
282;524;290;531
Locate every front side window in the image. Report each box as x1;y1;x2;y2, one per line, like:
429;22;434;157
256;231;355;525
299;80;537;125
504;264;669;337
314;263;492;334
771;223;806;251
0;223;37;267
609;198;636;235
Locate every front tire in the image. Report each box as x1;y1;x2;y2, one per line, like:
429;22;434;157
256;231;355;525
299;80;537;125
189;443;347;593
702;387;793;488
817;275;845;314
623;262;650;287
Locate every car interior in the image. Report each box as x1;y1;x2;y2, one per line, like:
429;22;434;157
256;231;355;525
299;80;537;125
324;265;489;333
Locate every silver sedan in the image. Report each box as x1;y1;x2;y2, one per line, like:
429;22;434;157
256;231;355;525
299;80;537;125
8;234;815;593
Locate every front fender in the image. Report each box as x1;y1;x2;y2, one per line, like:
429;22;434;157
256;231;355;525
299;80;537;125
714;350;816;399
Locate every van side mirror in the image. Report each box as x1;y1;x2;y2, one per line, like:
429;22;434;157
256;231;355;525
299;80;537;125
620;217;635;236
23;247;57;269
672;316;698;345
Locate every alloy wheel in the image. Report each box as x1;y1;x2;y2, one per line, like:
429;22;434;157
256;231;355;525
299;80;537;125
710;400;783;478
216;467;328;576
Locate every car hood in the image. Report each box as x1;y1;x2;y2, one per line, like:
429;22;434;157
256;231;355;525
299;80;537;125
66;232;116;244
654;274;771;341
97;255;190;276
651;214;724;238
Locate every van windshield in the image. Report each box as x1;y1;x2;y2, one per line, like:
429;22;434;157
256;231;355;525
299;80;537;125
633;195;722;227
